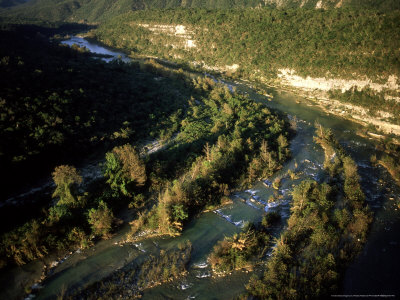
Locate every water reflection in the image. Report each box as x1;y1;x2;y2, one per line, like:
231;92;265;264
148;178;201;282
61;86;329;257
61;36;131;62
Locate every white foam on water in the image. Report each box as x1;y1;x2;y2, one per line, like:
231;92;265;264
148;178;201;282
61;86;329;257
213;209;246;228
134;243;146;252
31;283;43;290
251;196;268;206
179;282;192;290
357;161;372;169
263;180;272;187
234;220;245;228
281;199;291;206
245;199;261;210
266;202;279;209
245;189;258;195
193;262;208;269
195;272;211;278
280;189;290;196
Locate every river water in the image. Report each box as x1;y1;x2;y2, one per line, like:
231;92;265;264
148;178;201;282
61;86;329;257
61;36;131;63
3;37;400;299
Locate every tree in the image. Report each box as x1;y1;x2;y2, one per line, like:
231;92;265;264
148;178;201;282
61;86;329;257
87;200;114;239
171;204;188;231
103;144;146;196
52;165;82;207
277;134;289;161
67;227;92;249
47;204;71;225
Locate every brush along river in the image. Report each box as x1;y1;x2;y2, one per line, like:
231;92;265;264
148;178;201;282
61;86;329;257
2;37;400;299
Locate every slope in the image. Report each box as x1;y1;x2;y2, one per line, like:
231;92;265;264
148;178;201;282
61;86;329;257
1;0;399;24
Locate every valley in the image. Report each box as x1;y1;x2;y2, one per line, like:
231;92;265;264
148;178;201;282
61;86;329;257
1;2;400;299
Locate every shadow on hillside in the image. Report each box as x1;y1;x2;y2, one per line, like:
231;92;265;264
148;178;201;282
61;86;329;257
0;22;97;36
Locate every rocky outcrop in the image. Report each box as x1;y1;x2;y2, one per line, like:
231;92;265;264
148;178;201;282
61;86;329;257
277;69;400;93
274;69;400;136
136;23;196;49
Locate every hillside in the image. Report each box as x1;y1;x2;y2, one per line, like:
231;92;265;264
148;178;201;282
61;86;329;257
1;0;399;23
2;1;399;133
0;0;29;8
1;1;400;132
92;8;400;134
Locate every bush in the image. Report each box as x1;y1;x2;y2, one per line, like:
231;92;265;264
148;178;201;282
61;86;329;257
87;200;115;239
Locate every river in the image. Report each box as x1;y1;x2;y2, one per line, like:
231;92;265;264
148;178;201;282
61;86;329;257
3;37;400;299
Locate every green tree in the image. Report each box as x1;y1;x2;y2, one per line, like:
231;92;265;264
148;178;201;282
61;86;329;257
67;227;92;249
52;165;82;207
103;144;146;196
47;204;71;225
171;204;188;230
87;200;114;239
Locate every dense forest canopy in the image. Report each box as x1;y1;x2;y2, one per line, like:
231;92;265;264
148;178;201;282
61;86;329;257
94;8;400;80
0;23;192;201
90;7;400;126
1;0;399;23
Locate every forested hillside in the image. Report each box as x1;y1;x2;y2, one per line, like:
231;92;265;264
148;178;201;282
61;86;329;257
94;8;400;81
0;0;29;8
1;0;399;23
92;8;400;132
0;23;191;200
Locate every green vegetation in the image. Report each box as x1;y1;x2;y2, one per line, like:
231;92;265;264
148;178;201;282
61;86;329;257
377;154;400;184
329;87;400;125
0;24;190;200
313;123;347;175
0;23;290;270
52;165;83;207
94;8;400;82
0;24;182;266
246;126;372;299
0;2;396;298
70;241;192;299
2;0;399;24
209;228;262;274
89;8;400;125
103;144;146;196
87;200;115;238
3;3;399;128
208;212;280;274
137;241;192;289
372;139;400;186
0;143;148;268
0;191;92;268
128;78;290;239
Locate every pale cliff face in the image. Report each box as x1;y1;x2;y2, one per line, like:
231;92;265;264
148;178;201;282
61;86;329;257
263;0;350;9
275;68;400;135
277;69;400;93
136;23;197;50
